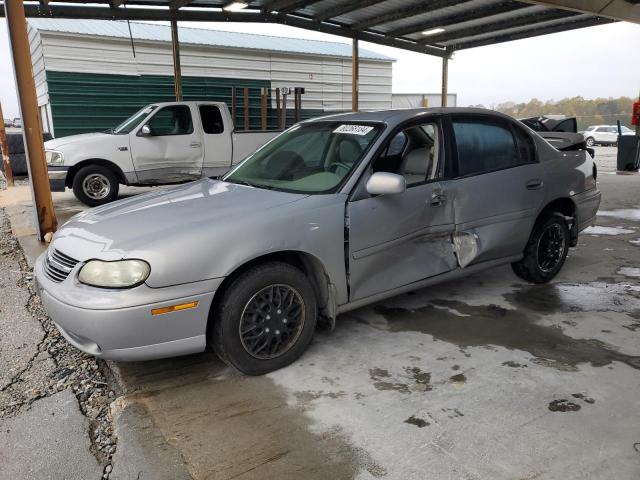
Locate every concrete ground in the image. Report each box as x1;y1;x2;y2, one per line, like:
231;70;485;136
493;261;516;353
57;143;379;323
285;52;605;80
1;145;639;479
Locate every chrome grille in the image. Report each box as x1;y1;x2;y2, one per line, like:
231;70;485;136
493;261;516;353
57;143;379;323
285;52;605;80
44;248;79;283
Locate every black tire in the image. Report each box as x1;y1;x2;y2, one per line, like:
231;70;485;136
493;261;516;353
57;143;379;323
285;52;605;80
511;213;570;284
72;165;119;207
585;137;595;147
210;262;318;375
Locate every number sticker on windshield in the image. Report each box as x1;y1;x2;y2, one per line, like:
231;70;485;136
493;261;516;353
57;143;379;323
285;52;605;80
333;124;374;135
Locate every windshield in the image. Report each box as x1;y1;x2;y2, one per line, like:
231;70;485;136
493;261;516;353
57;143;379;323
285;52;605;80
113;106;157;134
223;122;381;194
621;126;632;133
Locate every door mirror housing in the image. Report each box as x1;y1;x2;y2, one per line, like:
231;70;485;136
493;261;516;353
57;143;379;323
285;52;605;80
139;124;152;137
366;172;406;196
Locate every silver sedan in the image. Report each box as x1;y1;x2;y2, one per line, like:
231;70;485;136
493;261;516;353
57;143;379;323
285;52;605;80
35;108;601;375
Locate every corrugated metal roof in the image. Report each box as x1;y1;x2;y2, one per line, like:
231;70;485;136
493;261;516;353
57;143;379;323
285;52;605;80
27;18;395;62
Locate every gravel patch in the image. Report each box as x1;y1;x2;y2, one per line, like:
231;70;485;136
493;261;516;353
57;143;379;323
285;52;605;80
0;206;119;478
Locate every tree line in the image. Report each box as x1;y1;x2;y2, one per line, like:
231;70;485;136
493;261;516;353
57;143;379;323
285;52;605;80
470;96;636;130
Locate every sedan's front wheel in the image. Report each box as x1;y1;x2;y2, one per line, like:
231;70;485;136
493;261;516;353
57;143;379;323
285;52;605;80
210;262;317;375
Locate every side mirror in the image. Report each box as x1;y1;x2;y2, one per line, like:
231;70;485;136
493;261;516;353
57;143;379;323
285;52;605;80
139;124;152;137
366;172;406;196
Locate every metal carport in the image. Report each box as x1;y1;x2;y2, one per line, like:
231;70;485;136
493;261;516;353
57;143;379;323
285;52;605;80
1;0;639;239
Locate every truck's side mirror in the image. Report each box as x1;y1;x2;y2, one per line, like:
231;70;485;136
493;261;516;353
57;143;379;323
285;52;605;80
139;124;152;137
366;172;406;196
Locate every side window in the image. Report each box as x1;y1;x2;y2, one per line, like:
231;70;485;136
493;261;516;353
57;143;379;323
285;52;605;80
453;119;521;176
199;105;224;134
596;127;608;132
607;127;618;133
146;105;193;136
372;123;440;186
512;125;536;164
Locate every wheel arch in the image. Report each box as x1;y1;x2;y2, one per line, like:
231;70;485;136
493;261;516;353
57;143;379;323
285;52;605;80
207;250;335;337
65;159;127;188
536;197;578;246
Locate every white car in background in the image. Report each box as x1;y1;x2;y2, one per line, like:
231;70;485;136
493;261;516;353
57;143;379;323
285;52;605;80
583;125;634;147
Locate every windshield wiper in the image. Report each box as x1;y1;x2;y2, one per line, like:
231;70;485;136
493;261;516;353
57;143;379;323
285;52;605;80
103;127;115;134
226;179;273;190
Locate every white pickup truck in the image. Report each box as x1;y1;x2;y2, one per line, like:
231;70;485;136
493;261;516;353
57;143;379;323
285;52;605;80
45;101;280;206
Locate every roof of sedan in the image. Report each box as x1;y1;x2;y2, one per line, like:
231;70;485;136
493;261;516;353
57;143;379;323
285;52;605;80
306;107;514;125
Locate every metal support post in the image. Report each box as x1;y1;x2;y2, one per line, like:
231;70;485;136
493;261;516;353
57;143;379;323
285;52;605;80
352;39;359;112
0;102;14;186
5;0;57;239
170;18;183;101
441;56;449;107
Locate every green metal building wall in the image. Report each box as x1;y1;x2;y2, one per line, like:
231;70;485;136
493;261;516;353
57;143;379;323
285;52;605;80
47;71;325;137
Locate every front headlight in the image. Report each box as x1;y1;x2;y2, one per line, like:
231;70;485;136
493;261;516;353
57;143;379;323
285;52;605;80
78;259;150;288
45;150;64;165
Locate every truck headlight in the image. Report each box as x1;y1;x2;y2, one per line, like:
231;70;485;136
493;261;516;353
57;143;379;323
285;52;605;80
45;150;64;165
78;259;150;288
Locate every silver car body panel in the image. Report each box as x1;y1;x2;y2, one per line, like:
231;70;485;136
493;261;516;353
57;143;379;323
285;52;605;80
35;107;601;361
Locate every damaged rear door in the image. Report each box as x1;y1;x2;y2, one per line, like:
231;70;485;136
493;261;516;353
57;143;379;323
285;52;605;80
447;115;544;266
347;119;457;301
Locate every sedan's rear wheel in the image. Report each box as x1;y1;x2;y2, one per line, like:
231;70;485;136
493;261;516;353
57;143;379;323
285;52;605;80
210;262;317;375
511;213;570;284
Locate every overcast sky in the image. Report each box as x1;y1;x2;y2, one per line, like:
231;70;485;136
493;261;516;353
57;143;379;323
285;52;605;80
1;19;639;118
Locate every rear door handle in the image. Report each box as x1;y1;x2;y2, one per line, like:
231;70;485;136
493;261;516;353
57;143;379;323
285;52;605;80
526;179;543;190
430;192;447;207
190;142;202;148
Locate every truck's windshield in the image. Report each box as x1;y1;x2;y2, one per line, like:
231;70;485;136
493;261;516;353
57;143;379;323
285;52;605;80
223;122;381;194
113;106;157;134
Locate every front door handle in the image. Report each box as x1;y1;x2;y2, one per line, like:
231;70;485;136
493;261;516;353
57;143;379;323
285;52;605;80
190;142;202;148
430;192;447;207
526;178;543;190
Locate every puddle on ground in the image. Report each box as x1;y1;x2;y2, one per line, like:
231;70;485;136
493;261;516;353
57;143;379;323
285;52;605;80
368;366;432;393
505;282;640;316
598;208;640;222
582;226;634;235
548;399;581;412
372;300;640;371
618;267;640;278
116;353;372;480
404;415;429;428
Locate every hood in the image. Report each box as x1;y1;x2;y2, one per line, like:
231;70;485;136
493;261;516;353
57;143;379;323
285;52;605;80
45;132;110;150
50;179;310;285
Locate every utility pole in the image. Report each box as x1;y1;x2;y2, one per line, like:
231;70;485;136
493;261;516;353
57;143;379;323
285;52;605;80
0;102;14;186
5;0;57;239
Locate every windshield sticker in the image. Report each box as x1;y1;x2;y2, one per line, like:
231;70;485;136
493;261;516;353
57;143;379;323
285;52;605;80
333;124;374;136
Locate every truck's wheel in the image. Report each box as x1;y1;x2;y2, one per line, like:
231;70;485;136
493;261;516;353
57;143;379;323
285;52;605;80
585;137;595;147
511;213;570;284
210;262;318;375
72;165;119;207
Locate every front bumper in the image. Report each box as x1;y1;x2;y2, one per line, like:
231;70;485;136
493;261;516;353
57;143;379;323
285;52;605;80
48;166;69;192
35;252;222;361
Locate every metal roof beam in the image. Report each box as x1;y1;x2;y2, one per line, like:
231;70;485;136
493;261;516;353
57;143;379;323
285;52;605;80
351;0;471;31
273;13;450;57
170;0;194;9
1;4;264;21
422;8;580;43
314;0;385;22
521;0;640;24
453;15;615;49
1;3;449;56
263;0;320;13
387;1;530;37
